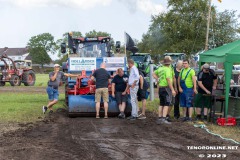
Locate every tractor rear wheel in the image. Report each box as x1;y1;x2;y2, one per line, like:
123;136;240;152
10;75;21;86
23;70;36;86
0;75;5;86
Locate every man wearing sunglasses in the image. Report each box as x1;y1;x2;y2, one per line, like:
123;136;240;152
194;63;217;122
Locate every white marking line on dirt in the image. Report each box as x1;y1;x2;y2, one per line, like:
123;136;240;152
90;120;133;160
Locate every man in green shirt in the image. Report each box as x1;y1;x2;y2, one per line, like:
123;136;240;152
153;57;176;124
178;59;198;121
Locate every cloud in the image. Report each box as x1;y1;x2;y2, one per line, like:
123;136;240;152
119;0;165;15
0;0;112;9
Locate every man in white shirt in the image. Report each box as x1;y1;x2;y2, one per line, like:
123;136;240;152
127;59;140;120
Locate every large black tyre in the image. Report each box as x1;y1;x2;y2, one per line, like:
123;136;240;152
0;75;5;86
23;70;36;86
10;75;21;86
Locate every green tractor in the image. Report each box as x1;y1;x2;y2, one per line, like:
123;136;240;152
130;53;154;76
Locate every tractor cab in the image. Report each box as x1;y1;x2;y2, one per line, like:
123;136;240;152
130;53;153;76
60;33;131;117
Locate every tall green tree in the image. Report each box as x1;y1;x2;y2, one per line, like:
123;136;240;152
29;47;51;66
138;0;240;56
210;10;240;48
27;33;56;54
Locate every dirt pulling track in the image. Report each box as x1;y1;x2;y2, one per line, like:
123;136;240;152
0;86;240;160
0;110;239;160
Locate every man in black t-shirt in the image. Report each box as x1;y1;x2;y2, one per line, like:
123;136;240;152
194;63;217;121
112;68;129;119
91;63;111;119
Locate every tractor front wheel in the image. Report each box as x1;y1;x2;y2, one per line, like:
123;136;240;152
23;70;36;86
10;75;21;86
0;75;5;86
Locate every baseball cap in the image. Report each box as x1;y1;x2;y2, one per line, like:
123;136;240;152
203;63;210;69
54;64;60;67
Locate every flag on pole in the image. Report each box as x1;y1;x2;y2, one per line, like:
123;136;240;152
124;32;138;54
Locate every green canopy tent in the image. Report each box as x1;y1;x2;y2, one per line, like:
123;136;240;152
199;40;240;118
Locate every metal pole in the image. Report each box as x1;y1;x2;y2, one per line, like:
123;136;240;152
205;0;212;51
149;64;154;101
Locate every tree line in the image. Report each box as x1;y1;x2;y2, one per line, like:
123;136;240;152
27;0;240;65
137;0;240;58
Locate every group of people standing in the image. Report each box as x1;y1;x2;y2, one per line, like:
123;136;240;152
153;56;217;124
43;57;217;124
91;59;148;120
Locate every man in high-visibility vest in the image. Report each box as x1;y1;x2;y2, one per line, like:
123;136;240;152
178;59;198;122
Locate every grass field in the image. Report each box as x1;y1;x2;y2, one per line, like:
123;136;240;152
0;93;65;123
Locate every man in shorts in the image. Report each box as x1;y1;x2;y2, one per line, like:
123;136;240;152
153;58;176;124
195;63;217;121
91;63;111;119
112;68;129;119
178;59;198;121
42;64;80;114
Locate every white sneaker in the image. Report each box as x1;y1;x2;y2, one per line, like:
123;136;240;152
138;113;146;119
162;118;172;124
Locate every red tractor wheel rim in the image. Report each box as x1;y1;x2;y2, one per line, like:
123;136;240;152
28;75;33;83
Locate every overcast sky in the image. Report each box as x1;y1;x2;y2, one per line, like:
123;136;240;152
0;0;239;59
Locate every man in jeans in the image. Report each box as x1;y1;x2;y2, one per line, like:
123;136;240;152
42;64;79;114
91;63;111;119
178;59;198;121
127;59;140;120
112;68;129;119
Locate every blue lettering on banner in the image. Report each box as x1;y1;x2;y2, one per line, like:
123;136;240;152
71;59;95;64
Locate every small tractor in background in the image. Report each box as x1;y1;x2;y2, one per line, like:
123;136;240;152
0;54;36;86
61;33;131;117
130;53;154;76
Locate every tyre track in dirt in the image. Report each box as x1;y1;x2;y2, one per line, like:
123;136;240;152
0;110;240;160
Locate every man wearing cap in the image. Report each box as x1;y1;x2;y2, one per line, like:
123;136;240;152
153;57;176;124
164;56;177;121
178;59;197;121
194;63;217;121
42;64;80;114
